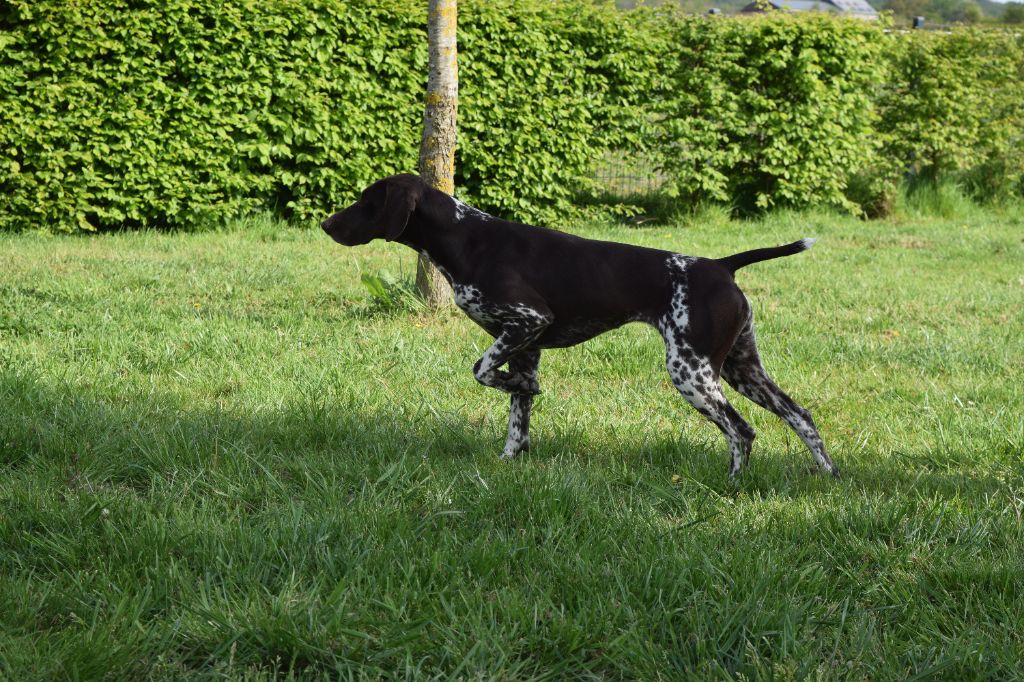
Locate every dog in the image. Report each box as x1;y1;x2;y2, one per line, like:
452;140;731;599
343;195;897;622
323;174;838;479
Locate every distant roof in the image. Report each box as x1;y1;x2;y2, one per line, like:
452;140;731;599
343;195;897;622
828;0;878;14
771;1;840;11
740;0;879;17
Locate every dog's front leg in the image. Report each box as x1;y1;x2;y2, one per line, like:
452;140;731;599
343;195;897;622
468;306;549;458
501;350;541;460
472;312;550;395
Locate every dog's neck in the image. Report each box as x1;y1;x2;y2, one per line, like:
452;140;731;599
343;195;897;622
396;190;494;283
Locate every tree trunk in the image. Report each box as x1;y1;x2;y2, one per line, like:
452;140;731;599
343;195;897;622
416;0;458;309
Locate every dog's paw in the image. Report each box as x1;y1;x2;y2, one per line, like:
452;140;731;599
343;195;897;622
500;437;530;460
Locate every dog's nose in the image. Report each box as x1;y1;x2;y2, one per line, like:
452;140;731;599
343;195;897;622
320;219;330;232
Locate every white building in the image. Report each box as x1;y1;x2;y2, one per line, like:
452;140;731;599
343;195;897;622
739;0;880;20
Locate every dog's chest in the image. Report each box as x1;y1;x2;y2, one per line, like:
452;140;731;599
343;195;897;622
452;283;550;336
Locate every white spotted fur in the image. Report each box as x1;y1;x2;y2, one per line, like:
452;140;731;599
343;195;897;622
453;197;496;223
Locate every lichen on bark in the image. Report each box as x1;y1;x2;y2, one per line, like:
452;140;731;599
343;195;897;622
416;0;459;309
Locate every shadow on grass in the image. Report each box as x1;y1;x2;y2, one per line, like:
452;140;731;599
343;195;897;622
0;368;484;483
1;366;1008;505
3;367;1021;679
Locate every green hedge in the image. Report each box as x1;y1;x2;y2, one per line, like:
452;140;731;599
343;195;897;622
647;12;886;213
0;0;422;231
0;0;645;231
1;1;1022;233
642;15;1023;214
877;28;1024;202
457;0;653;218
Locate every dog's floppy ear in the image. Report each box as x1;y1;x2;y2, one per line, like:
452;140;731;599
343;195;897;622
378;178;422;242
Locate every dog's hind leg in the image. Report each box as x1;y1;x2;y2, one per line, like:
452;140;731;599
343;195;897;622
660;324;755;479
721;322;838;477
500;350;541;460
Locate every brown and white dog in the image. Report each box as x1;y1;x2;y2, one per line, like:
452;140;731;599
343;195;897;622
323;174;838;479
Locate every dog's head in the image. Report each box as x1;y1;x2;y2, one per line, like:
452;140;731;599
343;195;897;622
322;174;425;246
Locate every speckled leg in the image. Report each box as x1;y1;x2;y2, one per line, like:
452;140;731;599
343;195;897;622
661;325;755;479
472;311;551;395
658;254;754;479
501;350;541;460
721;322;838;477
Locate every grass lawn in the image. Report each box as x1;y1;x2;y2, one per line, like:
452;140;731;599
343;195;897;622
1;208;1022;679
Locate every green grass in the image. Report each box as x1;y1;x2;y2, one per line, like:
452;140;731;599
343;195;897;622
1;208;1022;680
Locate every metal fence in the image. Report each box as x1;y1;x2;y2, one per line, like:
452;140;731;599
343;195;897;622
591;151;665;196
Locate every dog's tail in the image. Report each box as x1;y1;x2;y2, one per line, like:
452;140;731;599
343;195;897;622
716;238;817;274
